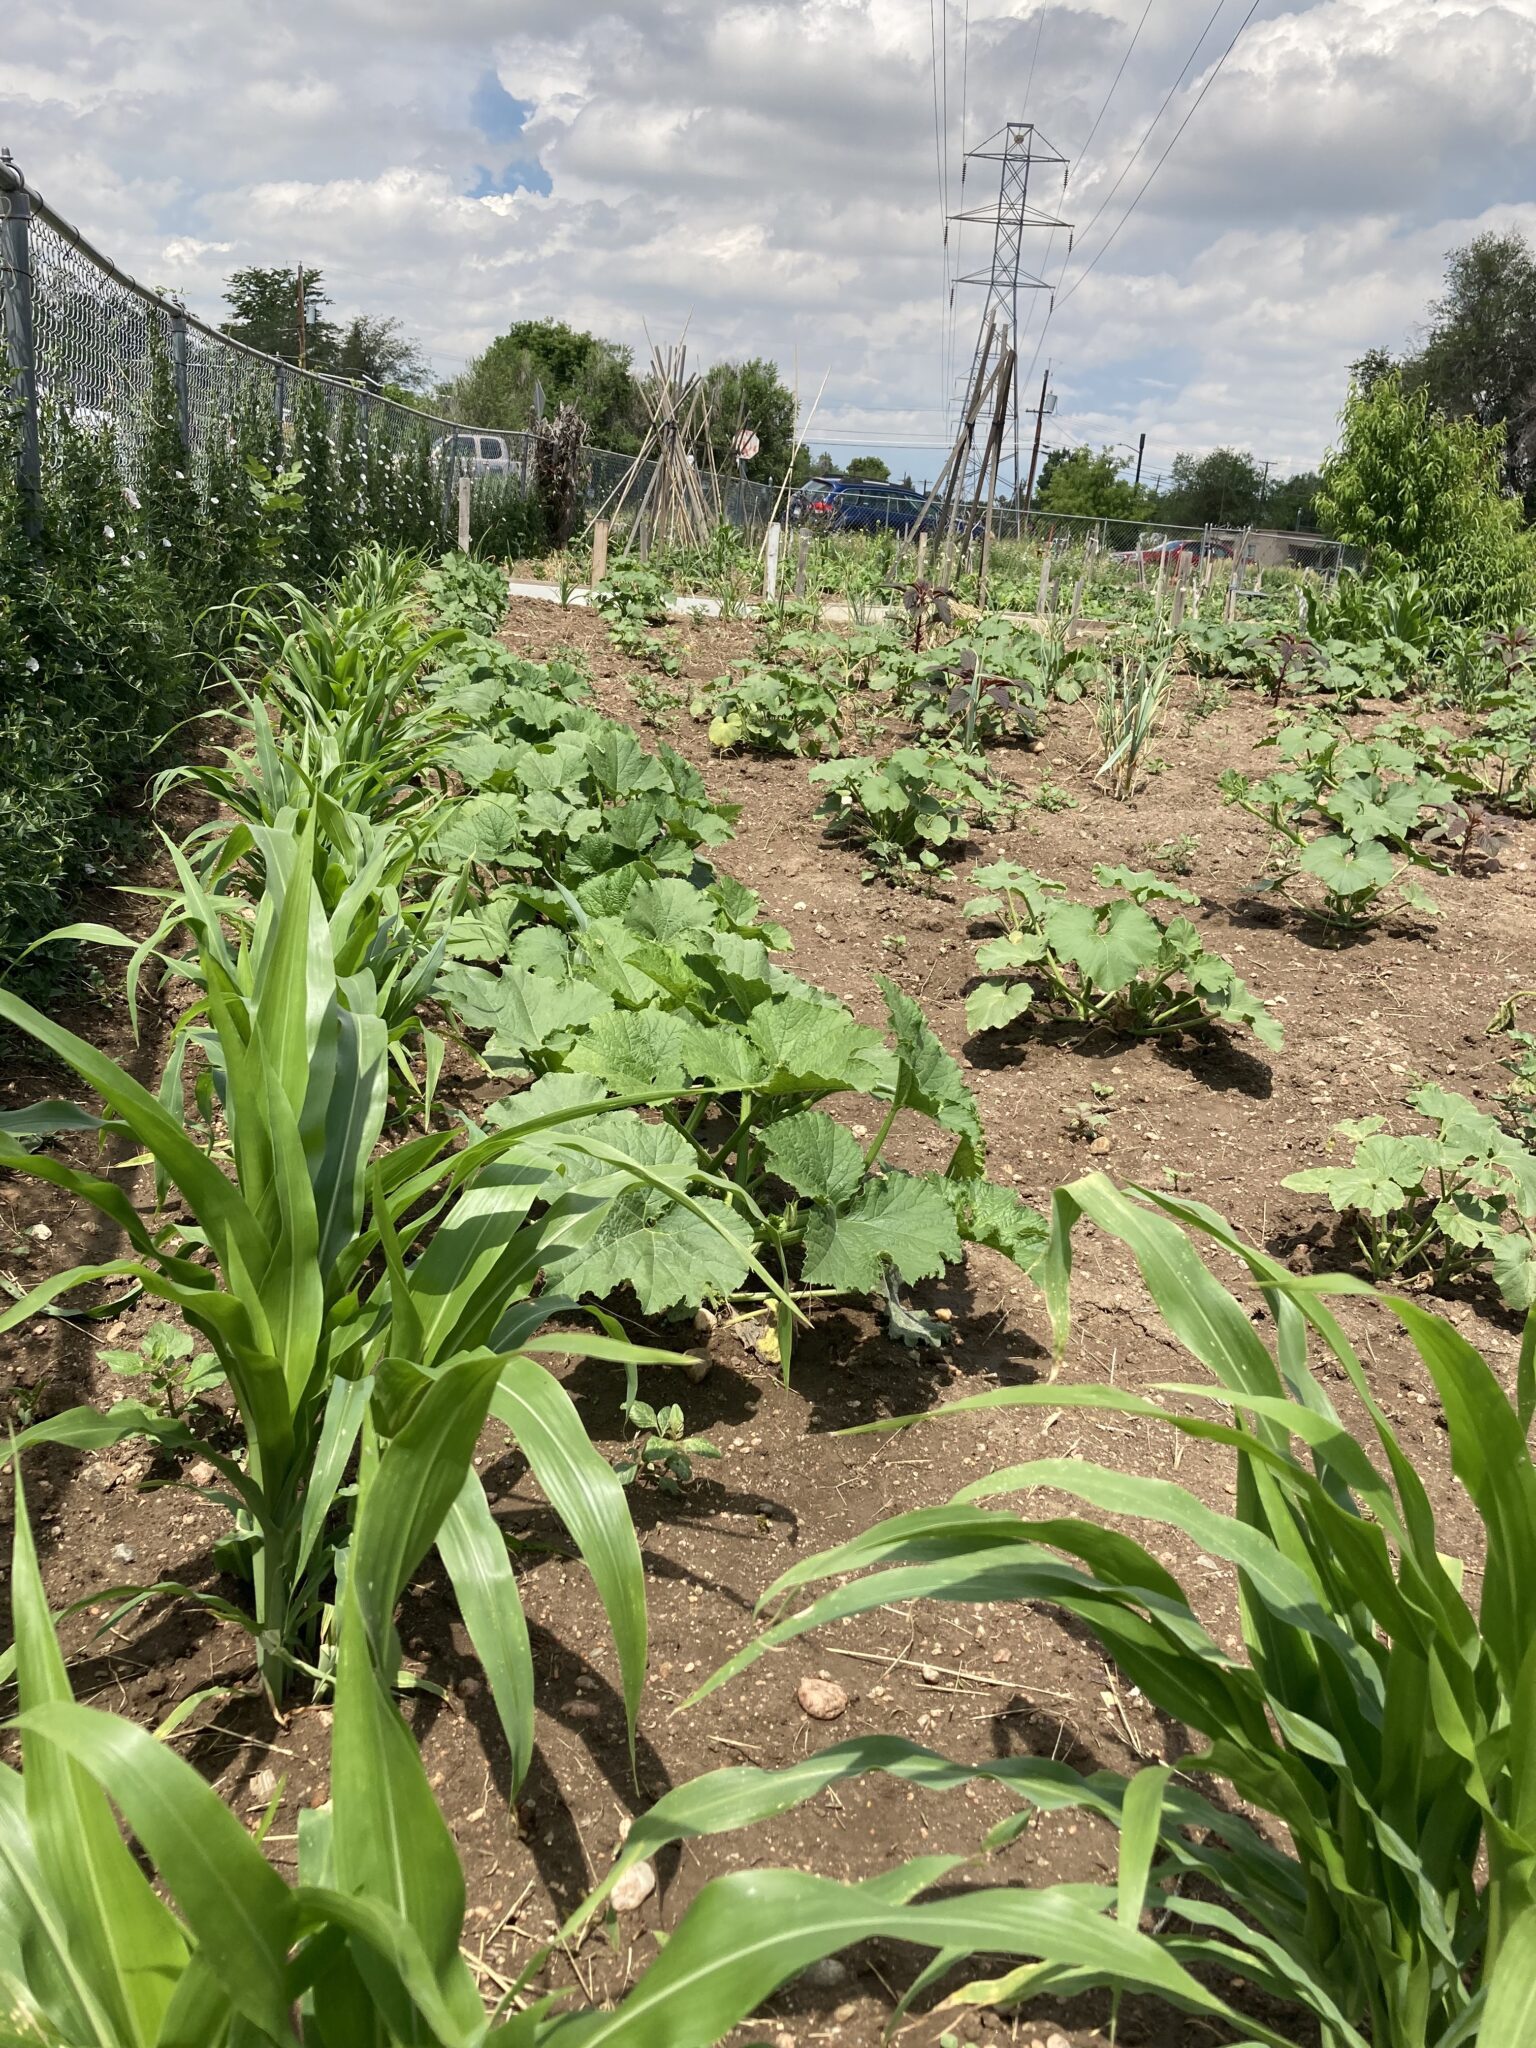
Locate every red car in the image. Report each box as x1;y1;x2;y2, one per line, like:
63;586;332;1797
1112;537;1233;566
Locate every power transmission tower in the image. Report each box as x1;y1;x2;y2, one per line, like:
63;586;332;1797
949;122;1071;502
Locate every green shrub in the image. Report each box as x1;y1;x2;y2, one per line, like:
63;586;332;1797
1317;371;1536;627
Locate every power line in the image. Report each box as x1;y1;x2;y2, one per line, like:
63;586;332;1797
1071;0;1226;255
933;0;958;415
1057;0;1260;308
1072;0;1156;185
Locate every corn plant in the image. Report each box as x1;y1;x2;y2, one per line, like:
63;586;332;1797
1284;1083;1536;1308
0;835;716;1742
963;858;1282;1048
677;1176;1536;2048
3;1447;1248;2048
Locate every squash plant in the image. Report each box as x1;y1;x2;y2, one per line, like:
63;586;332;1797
963;859;1282;1049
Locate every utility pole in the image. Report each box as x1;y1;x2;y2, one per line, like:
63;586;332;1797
296;263;306;369
1133;431;1146;495
949;122;1072;503
1023;368;1052;512
1259;457;1271;518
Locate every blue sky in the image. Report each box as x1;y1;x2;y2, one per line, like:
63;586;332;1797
6;0;1535;488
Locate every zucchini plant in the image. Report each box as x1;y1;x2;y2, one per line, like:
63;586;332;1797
810;743;1008;882
1283;1083;1536;1309
963;859;1283;1049
1220;716;1456;930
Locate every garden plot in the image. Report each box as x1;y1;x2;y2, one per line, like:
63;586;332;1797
1;559;1533;2048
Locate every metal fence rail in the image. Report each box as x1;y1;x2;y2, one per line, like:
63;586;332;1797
0;149;780;549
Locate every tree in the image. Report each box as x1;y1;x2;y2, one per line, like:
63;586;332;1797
1156;447;1266;526
1405;230;1536;508
221;266;338;369
844;454;890;483
1264;470;1322;531
810;450;842;478
1316;370;1535;627
700;358;799;482
336;314;429;393
442;320;644;450
1036;446;1147;519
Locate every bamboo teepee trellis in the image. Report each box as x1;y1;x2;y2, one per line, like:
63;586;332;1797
588;341;723;553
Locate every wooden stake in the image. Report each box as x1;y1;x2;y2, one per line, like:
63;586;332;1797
590;517;610;587
793;533;810;598
763;521;782;599
1037;551;1052;618
456;474;472;553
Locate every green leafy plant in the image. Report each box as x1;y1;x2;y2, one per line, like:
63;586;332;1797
98;1321;224;1420
811;744;1006;882
1220;716;1455;930
703;661;842;755
1284;1083;1536;1308
964;859;1283;1048
1144;832;1200;877
1489;989;1536;1152
0;836;676;1735
618;1397;721;1492
678;1176;1536;2048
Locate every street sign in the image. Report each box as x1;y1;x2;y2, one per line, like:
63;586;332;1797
733;428;761;461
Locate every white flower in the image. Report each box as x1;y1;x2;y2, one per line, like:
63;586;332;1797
103;523;115;539
162;538;171;547
25;655;38;673
209;496;220;505
174;469;185;480
123;487;141;511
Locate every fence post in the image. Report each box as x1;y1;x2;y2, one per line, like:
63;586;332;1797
793;533;810;598
761;520;780;599
591;516;610;589
0;152;42;536
169;303;191;451
1170;560;1187;635
1037;550;1051;618
457;473;472;553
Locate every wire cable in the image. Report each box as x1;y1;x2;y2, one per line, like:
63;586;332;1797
1071;0;1226;253
1071;0;1155;188
1058;0;1260;308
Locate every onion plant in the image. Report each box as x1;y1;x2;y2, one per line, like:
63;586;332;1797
670;1175;1536;2047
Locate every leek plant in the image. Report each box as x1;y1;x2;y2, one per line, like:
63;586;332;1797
673;1176;1536;2047
1095;645;1173;799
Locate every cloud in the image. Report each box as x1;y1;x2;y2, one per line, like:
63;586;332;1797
3;0;1533;479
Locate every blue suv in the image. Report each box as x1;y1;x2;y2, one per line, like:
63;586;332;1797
791;477;936;536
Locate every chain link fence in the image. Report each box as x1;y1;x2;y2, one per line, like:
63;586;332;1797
0;152;780;552
792;487;1357;578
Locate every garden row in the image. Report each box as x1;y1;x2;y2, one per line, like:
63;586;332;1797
2;549;1535;2043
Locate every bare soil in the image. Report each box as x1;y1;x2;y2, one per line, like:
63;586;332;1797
3;596;1532;2046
